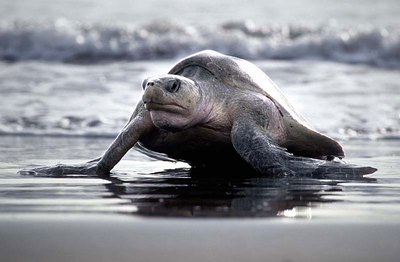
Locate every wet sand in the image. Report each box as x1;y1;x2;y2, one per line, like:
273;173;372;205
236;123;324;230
1;214;399;262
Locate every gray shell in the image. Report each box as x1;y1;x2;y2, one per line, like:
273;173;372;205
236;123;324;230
168;50;344;159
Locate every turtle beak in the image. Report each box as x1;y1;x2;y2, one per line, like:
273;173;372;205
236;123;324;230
142;84;161;107
142;91;152;106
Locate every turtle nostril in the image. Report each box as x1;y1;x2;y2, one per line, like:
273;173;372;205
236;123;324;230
142;78;155;90
166;79;181;93
142;78;153;90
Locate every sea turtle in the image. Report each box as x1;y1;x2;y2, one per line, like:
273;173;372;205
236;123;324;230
28;50;376;177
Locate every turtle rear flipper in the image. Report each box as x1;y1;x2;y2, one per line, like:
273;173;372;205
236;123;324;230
283;117;345;160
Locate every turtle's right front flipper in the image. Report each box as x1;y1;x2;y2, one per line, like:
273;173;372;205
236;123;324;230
96;102;154;175
19;102;154;177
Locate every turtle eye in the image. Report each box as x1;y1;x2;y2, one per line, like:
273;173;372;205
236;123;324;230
165;79;181;93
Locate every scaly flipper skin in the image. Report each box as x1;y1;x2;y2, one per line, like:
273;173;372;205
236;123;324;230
18;161;100;177
231;117;376;177
21;103;153;177
96;104;153;175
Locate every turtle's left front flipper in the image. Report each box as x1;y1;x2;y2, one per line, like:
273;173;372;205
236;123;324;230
231;118;377;177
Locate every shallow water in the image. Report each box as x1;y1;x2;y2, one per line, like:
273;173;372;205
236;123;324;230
0;135;399;220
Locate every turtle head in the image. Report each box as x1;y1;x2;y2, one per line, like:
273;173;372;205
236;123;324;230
142;74;208;131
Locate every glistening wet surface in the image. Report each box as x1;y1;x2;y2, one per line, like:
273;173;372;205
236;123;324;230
1;136;399;220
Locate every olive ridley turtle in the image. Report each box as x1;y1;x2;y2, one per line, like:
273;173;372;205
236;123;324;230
27;50;377;177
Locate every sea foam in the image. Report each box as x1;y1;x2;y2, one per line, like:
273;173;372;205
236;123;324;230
0;19;399;67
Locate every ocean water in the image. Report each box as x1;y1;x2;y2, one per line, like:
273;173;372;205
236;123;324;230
0;0;400;221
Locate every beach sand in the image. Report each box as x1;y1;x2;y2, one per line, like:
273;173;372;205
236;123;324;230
1;214;400;262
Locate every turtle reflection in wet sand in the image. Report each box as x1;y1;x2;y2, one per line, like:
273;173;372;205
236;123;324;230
26;50;377;177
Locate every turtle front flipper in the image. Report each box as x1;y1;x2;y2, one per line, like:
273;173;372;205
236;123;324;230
19;102;155;177
231;118;377;178
96;102;154;175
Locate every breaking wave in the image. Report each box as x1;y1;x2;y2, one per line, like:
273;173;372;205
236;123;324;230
0;19;399;67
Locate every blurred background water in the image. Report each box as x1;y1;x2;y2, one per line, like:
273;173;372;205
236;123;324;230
0;0;399;219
